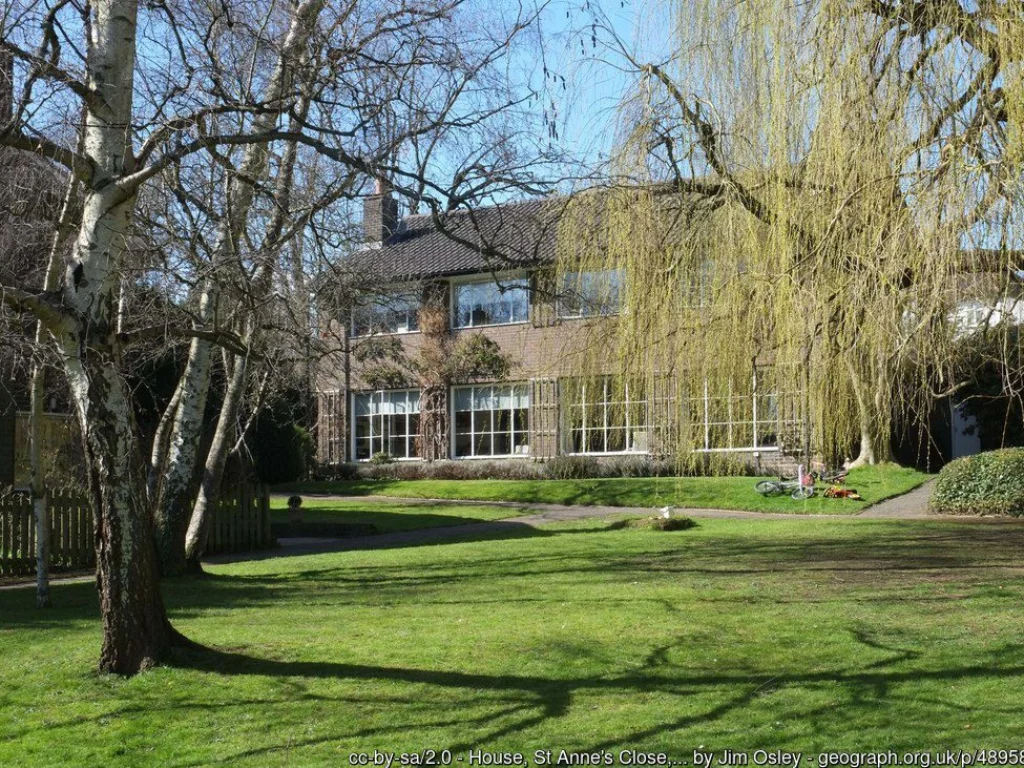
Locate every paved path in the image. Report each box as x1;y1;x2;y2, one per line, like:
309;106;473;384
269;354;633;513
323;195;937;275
2;479;1007;587
856;479;938;518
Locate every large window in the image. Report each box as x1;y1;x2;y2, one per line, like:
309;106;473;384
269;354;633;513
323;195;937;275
453;384;529;457
351;291;420;337
453;277;529;328
558;269;623;318
564;377;649;454
686;370;800;451
353;390;420;460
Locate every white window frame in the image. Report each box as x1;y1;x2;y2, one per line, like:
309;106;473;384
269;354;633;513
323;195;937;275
557;268;624;319
689;370;797;453
564;377;649;455
450;273;531;329
351;389;422;461
349;289;422;338
451;383;531;459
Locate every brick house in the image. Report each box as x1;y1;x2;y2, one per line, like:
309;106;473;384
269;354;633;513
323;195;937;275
314;186;807;469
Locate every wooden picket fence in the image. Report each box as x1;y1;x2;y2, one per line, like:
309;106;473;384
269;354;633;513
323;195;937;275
204;484;274;556
0;489;93;577
0;484;273;576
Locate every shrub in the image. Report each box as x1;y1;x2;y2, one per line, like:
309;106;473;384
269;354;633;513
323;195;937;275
545;455;600;480
604;455;655;478
931;448;1024;516
370;452;396;466
310;463;360;482
254;423;314;484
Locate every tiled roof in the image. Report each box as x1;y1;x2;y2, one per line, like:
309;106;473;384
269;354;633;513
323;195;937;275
345;198;560;282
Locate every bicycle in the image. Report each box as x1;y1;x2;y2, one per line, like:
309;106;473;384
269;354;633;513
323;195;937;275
755;467;815;500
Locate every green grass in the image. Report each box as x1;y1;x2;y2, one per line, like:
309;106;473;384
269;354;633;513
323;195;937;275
277;464;931;515
270;498;523;533
2;516;1023;766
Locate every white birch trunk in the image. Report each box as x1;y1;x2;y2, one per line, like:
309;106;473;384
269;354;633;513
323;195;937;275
152;0;325;576
57;0;176;674
29;174;78;608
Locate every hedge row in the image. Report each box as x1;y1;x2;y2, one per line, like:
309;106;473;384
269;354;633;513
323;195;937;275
311;453;762;482
930;448;1024;517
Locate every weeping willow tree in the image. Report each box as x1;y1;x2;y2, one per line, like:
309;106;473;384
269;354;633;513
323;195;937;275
561;0;1024;467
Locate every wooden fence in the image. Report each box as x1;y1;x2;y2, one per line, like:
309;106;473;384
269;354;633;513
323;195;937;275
0;489;94;577
205;484;274;556
0;484;273;577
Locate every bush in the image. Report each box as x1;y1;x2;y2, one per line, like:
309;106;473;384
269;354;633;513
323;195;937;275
358;460;546;481
254;423;314;484
930;448;1024;516
370;452;396;466
545;455;600;479
310;463;361;482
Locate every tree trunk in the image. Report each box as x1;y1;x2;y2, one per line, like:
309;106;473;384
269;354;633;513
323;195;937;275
59;0;180;674
184;354;248;568
154;332;216;576
29;170;78;608
418;385;449;461
846;358;895;468
152;0;323;575
30;368;50;609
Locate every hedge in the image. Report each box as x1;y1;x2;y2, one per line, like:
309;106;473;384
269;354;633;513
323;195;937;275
930;448;1024;517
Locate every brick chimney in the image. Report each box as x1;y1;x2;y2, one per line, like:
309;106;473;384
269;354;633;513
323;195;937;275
363;178;398;245
0;50;13;125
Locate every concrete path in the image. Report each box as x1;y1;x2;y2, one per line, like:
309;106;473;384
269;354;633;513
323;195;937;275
0;479;999;587
856;479;938;518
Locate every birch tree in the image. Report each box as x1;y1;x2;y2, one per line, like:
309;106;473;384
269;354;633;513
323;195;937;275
2;0;556;671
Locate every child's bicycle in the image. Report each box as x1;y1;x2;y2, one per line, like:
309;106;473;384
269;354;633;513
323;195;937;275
755;466;816;500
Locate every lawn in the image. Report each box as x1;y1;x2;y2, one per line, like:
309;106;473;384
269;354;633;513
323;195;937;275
2;515;1023;766
269;498;524;533
277;464;931;515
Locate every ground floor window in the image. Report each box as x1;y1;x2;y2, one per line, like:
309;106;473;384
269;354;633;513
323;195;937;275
453;384;529;457
687;369;799;451
563;377;649;454
352;389;420;460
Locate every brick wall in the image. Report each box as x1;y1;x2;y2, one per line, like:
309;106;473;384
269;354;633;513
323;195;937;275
314;273;805;466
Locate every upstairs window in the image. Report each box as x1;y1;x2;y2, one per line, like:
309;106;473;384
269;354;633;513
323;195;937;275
680;260;714;309
453;277;530;328
558;269;624;318
351;291;420;337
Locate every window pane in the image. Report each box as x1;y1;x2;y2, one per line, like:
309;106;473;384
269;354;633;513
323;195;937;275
493;434;511;456
474;432;492;456
559;270;623;317
454;411;472;433
352;291;421;336
475;410;492;434
513;408;528;433
606;428;626;453
454;280;528;327
455;433;473;457
356;438;371;460
454;387;473;412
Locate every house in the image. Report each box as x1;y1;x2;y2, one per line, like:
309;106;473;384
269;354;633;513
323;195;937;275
314;185;806;468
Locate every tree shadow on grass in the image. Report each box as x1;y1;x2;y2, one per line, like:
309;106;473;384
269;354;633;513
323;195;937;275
163;633;1024;763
